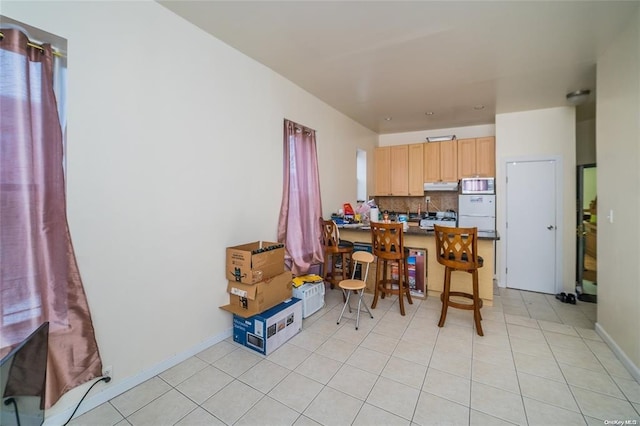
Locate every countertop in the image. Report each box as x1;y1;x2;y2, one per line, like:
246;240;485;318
338;223;500;241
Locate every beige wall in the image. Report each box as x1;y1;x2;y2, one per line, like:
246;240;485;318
495;107;577;293
595;7;640;371
378;124;495;146
2;1;377;420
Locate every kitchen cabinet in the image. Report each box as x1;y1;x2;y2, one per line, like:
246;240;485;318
408;143;424;195
458;137;495;178
374;146;391;196
423;140;458;183
390;145;409;195
374;145;409;196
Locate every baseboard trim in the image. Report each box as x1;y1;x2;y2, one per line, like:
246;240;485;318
44;327;233;426
595;322;640;382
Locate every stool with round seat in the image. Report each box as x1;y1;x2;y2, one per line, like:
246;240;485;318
434;225;484;336
337;251;375;329
320;219;354;289
370;221;413;316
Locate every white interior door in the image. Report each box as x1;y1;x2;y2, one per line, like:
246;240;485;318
506;160;557;293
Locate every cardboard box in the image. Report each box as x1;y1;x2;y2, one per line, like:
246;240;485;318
226;241;285;284
232;298;302;355
220;271;293;317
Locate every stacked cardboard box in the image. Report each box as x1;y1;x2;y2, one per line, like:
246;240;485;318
220;241;293;318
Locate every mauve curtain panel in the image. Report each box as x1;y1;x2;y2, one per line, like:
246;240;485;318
277;119;324;275
0;29;103;408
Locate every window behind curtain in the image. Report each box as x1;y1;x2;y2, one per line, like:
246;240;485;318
357;148;367;202
0;22;103;409
0;17;67;343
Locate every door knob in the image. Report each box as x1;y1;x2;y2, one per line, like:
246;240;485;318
547;225;555;230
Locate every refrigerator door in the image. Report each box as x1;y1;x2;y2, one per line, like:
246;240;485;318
458;194;496;216
458;215;496;232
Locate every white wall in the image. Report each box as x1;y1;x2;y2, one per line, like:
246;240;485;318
378;124;495;146
595;7;640;372
495;107;577;293
576;118;596;165
2;0;377;420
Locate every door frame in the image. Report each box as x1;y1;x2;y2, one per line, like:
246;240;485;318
498;155;564;294
576;163;596;295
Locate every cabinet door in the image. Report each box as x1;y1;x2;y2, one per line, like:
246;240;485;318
374;147;391;195
457;138;477;178
423;142;440;182
390;145;409;195
440;140;458;182
408;143;424;195
475;137;495;177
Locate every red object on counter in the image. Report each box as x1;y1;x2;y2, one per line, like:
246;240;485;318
343;203;355;216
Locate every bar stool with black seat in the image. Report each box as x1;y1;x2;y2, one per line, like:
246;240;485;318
370;221;413;316
433;225;484;336
320;219;354;289
337;251;375;329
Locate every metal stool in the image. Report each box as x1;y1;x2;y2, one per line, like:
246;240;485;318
337;251;375;329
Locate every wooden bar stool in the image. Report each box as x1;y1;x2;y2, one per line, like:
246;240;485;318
337;251;375;329
370;221;413;316
433;225;484;336
320;219;353;289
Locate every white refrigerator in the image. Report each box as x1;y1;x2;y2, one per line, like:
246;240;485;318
458;194;496;232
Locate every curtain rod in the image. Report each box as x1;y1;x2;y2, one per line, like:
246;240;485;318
0;31;65;58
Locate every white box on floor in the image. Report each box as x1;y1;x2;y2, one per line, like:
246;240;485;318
292;281;325;318
232;298;302;355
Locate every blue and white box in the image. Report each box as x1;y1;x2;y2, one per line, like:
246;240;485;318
232;298;302;355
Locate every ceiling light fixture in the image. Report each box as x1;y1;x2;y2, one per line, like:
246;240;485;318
426;135;456;142
384;117;392;121
566;90;591;106
425;111;434;116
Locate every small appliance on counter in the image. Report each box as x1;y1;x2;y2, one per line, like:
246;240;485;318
460;177;495;194
419;211;457;230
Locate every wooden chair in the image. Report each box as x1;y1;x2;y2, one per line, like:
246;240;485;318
370;221;413;316
337;251;375;329
320;219;353;289
433;225;484;336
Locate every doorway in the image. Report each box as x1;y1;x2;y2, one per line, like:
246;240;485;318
576;164;597;303
505;159;560;294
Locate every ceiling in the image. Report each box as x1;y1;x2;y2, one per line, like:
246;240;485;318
158;1;638;134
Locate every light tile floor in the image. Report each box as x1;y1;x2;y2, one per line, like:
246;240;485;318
70;287;640;425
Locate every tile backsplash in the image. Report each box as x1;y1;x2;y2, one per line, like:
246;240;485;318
374;192;458;214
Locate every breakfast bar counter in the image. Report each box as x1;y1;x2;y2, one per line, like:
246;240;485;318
338;224;499;306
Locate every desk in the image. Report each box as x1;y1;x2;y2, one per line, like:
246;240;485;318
338;225;499;306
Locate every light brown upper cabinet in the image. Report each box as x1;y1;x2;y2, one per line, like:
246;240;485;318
423;140;458;183
390;145;409;195
374;146;391;196
457;137;495;178
408;143;424;195
374;145;409;196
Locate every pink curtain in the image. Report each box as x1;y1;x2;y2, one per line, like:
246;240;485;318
277;119;324;275
0;29;103;408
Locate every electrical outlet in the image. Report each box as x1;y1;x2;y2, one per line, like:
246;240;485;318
102;365;113;379
425;196;431;202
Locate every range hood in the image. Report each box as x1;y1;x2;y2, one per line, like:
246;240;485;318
424;182;459;192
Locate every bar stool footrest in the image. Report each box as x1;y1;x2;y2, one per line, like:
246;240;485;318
440;291;483;311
